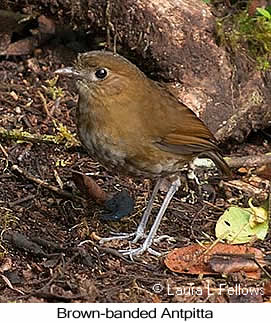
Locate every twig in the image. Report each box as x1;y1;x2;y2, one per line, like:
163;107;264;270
225;154;271;169
96;245;134;263
0;143;8;159
9;194;36;207
78;239;132;263
11;164;84;203
0;143;9;171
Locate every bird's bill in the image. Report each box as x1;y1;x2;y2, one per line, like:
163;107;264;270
55;67;82;78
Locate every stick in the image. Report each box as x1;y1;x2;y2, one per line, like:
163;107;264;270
225;154;271;169
11;164;84;202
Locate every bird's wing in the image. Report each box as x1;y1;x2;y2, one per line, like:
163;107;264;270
150;91;218;155
147;86;230;175
154;125;218;155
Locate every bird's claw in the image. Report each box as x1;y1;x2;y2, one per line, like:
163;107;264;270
119;247;144;258
119;246;162;258
99;230;146;245
99;232;135;244
131;229;145;243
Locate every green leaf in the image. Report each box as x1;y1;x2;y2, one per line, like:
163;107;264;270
215;203;269;244
256;8;271;20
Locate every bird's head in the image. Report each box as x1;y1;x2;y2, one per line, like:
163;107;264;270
55;50;147;98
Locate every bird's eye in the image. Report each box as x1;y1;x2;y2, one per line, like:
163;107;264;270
95;68;108;79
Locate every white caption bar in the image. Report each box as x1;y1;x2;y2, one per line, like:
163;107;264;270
0;303;269;322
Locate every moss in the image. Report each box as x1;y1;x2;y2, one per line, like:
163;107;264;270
216;8;271;70
0;208;19;230
0;125;79;148
42;76;64;100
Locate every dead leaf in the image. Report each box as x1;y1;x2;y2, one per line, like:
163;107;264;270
2;37;37;55
209;254;259;273
164;243;264;279
72;170;107;204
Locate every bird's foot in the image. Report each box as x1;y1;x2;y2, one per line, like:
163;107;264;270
119;246;162;258
99;232;135;244
131;227;145;243
99;229;146;245
119;235;174;259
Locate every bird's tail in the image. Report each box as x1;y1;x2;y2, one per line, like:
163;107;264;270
199;151;231;177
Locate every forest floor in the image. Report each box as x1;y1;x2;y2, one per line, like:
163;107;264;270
0;13;271;302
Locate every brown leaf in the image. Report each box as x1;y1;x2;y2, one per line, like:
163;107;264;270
3;37;37;56
164;243;264;279
209;254;259;274
72;171;107;204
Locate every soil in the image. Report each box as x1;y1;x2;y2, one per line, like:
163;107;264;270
0;22;271;304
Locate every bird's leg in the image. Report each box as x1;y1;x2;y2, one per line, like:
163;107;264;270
120;177;181;258
132;178;163;243
99;178;163;244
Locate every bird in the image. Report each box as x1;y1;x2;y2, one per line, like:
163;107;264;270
55;50;230;257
